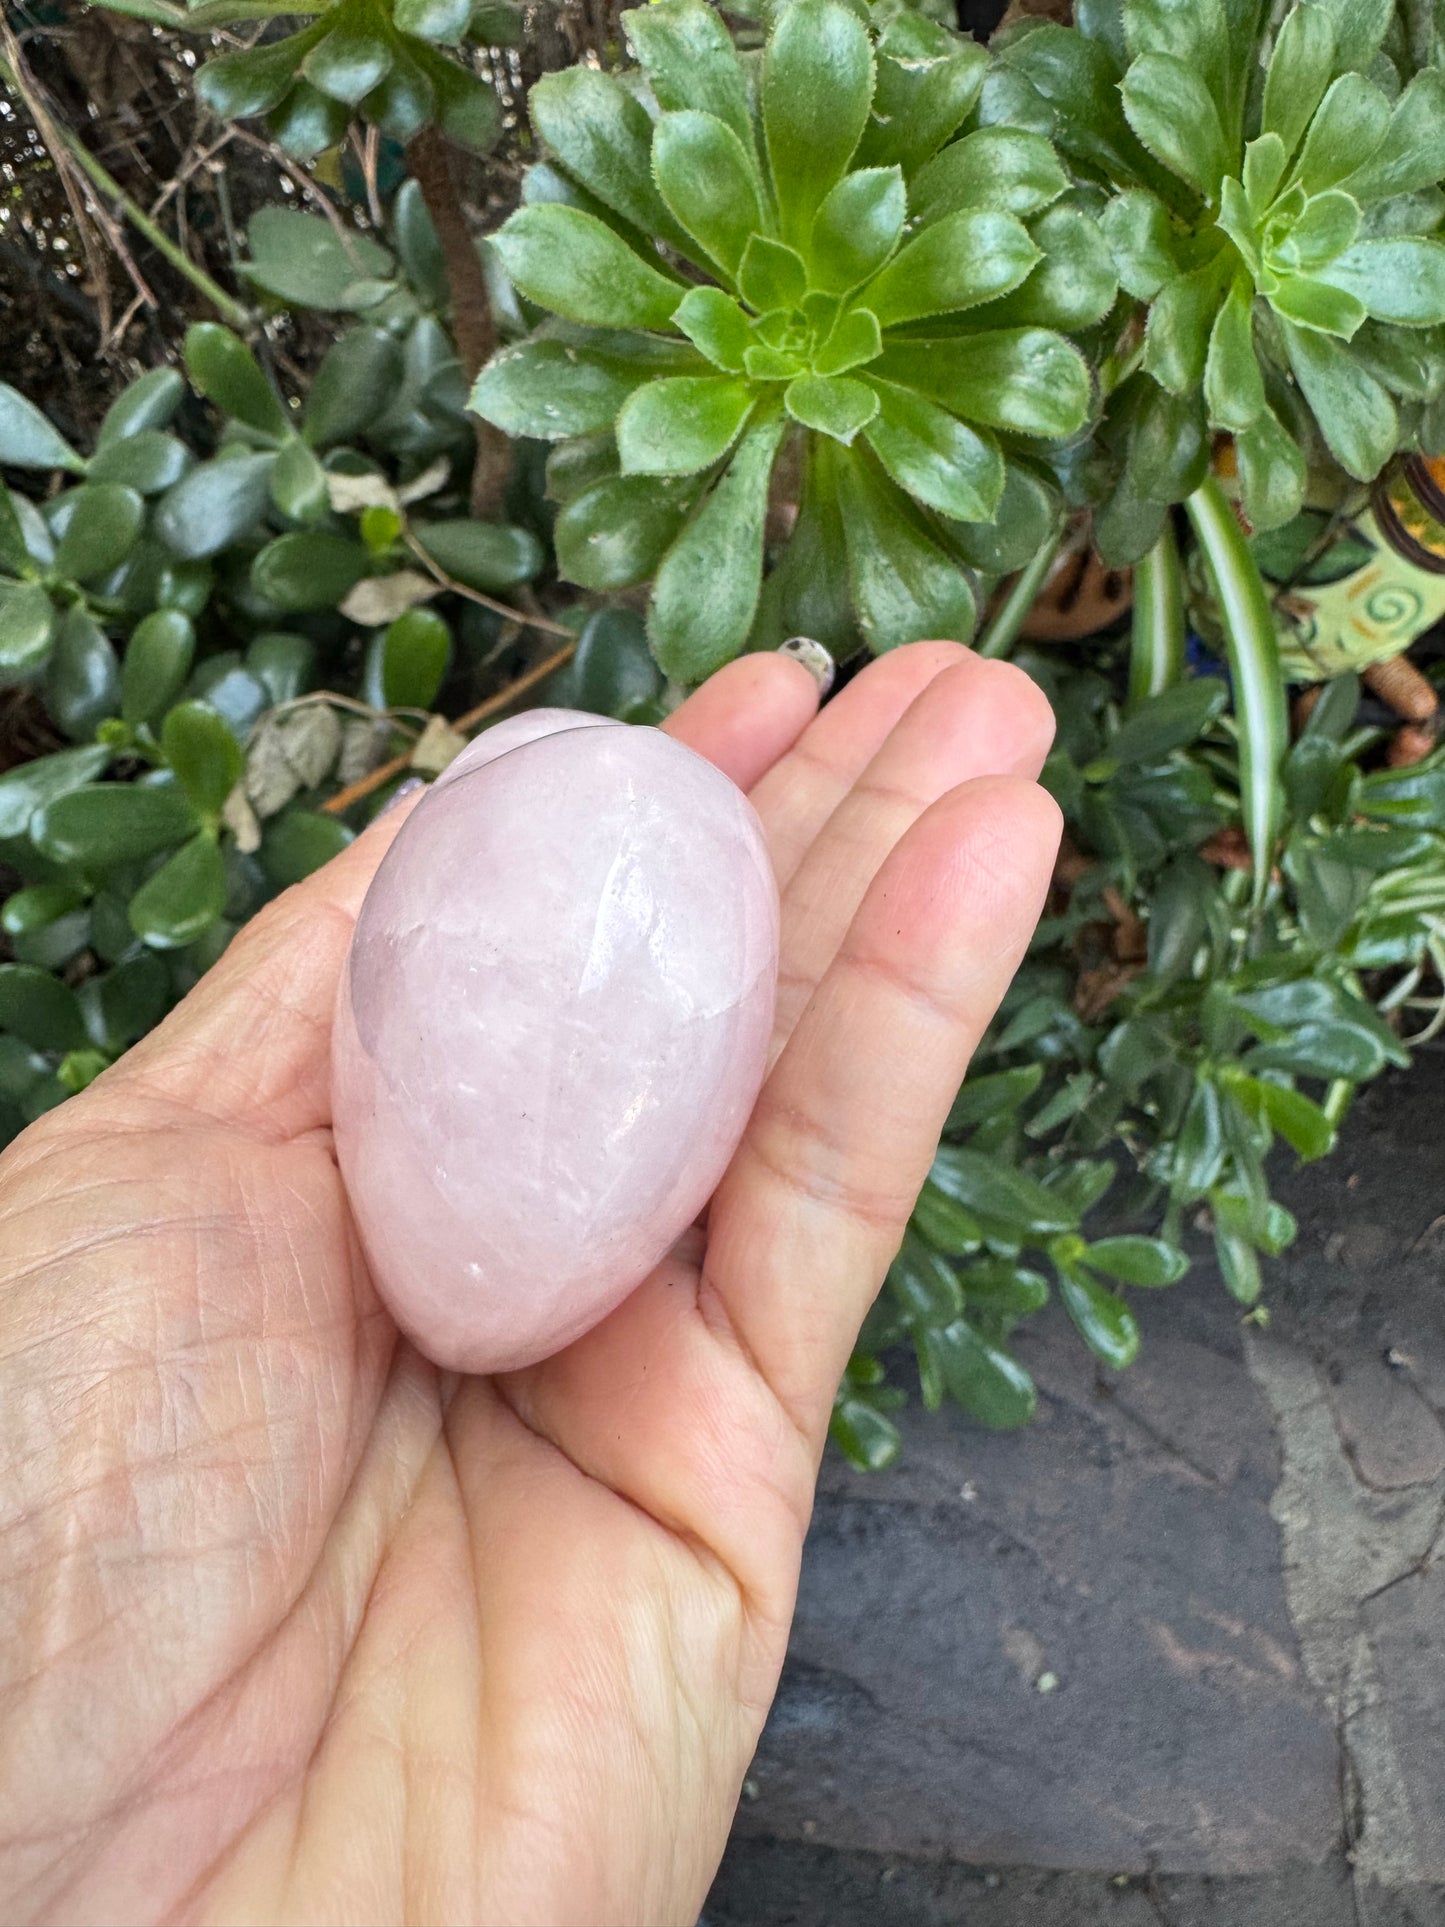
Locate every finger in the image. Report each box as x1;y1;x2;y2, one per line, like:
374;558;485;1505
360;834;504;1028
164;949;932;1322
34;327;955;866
703;775;1063;1451
663;651;820;791
772;656;1055;1057
747;640;970;885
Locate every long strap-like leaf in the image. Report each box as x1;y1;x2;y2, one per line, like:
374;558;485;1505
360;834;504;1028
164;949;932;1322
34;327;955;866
1185;475;1287;907
1127;521;1186;707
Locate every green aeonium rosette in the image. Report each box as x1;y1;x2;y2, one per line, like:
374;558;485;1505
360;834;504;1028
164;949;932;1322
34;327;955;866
472;0;1114;679
988;0;1445;555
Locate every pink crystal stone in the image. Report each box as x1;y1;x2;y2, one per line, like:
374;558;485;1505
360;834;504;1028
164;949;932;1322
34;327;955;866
430;706;617;795
332;719;779;1374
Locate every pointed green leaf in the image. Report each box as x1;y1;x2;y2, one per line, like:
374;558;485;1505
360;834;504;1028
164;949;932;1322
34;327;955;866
812;307;882;376
913;128;1067;222
616;376;755;476
1317;239;1445;325
1262;2;1336;160
805;166;905;297
0;384;83;472
1101;189;1179;299
87;430;189;494
1268;273;1367;337
301;25;391;105
45;607;119;741
0;581;56;681
128;833;227;949
122;610;195;727
0;964;88;1052
973;203;1118;331
647;411;786;681
394;0;471;43
1120;53;1229;203
154;452;275;561
1143;256;1228;392
303;326;404;446
251;532;368;613
195;34;307;119
411;518;543;590
621;0;753;143
859;21;985;174
862;210;1039;327
833;448;976;652
529;67;677;240
672;287;754;371
97;367;185;446
1237;408;1308;531
784;374;877;443
161;702;242;816
763;0;875;249
862;381;1003;522
1340;69;1445;202
932;1142;1080;1233
1244;133;1289;213
739;234;808;314
33;780;198;870
472;335;694;440
1204;280;1265;428
268;79;350;163
1281;317;1397;475
653;110;769;276
1292;72;1390;196
491;205;683;329
875;329;1092;437
555;472;699;589
1058;1265;1140;1368
1282;189;1362;269
926;1320;1038;1429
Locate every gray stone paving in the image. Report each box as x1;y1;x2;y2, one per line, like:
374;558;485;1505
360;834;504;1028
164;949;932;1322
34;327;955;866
710;1059;1445;1921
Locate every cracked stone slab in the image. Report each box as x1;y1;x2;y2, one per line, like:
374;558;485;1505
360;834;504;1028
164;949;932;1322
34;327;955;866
734;1285;1340;1875
707;1838;1445;1927
1245;1063;1445;1890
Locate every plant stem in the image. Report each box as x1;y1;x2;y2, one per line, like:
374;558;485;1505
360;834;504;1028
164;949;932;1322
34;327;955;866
975;522;1065;659
320;640;577;816
1184;475;1287;910
407;123;511;521
0;58;252;333
1127;521;1186;708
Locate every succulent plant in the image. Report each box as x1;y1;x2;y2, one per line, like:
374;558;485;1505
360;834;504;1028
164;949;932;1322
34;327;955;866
472;0;1116;678
989;0;1445;553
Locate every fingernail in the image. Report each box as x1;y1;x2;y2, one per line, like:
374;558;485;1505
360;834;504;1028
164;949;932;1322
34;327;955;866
778;635;836;696
378;776;426;818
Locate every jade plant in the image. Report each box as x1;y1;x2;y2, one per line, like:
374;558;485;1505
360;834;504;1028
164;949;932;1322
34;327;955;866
472;0;1113;677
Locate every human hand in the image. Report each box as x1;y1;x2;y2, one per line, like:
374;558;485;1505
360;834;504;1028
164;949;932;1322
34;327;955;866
0;642;1059;1926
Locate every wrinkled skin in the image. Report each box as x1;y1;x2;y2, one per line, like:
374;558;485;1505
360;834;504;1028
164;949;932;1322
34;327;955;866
0;644;1059;1926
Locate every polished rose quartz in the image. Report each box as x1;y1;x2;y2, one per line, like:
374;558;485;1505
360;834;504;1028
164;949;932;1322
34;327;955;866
331;718;778;1373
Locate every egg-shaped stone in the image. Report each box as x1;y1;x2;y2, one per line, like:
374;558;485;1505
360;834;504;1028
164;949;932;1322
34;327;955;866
430;706;618;796
332;721;778;1374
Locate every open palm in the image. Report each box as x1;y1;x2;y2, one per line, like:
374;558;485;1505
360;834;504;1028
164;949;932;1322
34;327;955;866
0;642;1058;1927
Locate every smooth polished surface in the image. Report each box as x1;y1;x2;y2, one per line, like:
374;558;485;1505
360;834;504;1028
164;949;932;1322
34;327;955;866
430;705;617;794
333;721;779;1373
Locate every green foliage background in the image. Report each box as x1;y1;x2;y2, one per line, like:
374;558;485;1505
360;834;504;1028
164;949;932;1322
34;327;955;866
5;0;1445;1466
